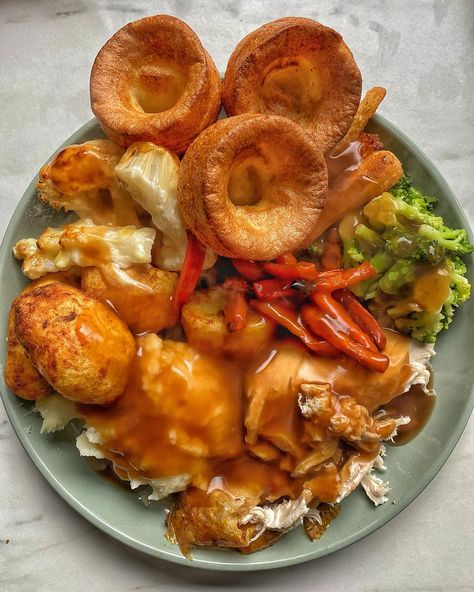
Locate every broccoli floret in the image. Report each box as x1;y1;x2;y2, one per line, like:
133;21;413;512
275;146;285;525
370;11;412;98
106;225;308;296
342;238;365;267
378;259;417;295
417;224;474;255
390;176;437;214
363;192;443;231
370;251;394;273
355;224;384;249
394;311;443;344
441;256;472;330
383;228;445;264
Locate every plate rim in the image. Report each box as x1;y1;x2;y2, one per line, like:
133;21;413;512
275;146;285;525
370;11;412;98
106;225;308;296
1;113;473;571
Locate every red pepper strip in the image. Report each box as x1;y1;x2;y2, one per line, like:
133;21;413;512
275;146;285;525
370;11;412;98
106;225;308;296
250;299;339;357
253;279;300;301
301;305;389;373
333;289;387;350
314;261;378;291
223;277;251;292
321;228;342;271
311;290;378;352
173;232;207;310
276;252;298;265
263;261;319;281
232;259;265;281
224;289;248;332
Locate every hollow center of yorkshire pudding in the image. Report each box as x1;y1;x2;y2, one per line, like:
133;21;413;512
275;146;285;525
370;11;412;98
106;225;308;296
227;151;273;206
260;58;322;123
133;63;187;114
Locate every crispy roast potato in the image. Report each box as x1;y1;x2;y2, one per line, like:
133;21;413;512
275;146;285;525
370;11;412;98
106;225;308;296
181;287;275;358
5;308;52;400
5;272;78;400
81;265;178;333
13;283;135;405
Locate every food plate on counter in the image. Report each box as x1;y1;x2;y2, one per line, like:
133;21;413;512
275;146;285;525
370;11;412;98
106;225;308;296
1;15;473;571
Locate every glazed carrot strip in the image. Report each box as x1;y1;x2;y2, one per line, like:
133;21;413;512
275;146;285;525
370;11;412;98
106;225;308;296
263;261;319;281
311;291;378;352
223;277;251;292
333;289;387;350
253;279;300;301
250;299;339;357
301;305;389;373
314;261;377;291
276;253;298;265
232;259;265;281
224;282;248;332
173;232;207;310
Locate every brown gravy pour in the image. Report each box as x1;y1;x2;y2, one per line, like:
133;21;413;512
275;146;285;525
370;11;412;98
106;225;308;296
79;136;434;502
325;139;363;183
383;384;436;445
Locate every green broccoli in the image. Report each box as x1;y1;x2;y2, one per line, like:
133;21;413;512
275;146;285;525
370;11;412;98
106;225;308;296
394;311;444;344
441;256;472;330
390;176;437;214
363;191;443;231
383;228;445;264
337;173;472;343
417;224;474;255
355;224;384;249
378;259;417;294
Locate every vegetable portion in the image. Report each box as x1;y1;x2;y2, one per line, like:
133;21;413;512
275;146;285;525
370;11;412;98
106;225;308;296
337;176;473;342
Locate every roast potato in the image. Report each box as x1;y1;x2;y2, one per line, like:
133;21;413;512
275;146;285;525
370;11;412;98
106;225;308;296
81;264;178;333
181;287;275;358
4;272;78;400
13;282;135;405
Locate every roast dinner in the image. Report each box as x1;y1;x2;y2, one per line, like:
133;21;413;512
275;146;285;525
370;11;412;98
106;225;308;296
4;15;472;558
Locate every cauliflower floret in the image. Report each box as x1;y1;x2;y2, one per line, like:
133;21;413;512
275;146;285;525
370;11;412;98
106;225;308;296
36;139;142;226
115;142;216;271
13;218;155;279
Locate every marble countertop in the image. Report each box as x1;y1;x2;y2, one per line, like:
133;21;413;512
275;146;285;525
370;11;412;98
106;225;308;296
0;1;473;590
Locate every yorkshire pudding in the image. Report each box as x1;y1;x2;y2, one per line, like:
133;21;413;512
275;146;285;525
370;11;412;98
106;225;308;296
222;17;362;153
90;15;222;154
177;114;328;260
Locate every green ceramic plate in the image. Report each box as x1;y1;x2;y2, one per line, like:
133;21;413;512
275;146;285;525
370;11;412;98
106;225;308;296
1;115;473;571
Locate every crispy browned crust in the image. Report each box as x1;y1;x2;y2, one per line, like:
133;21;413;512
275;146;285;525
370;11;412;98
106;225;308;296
166;488;255;558
81;265;178;334
177;113;328;260
90;15;222;154
303;502;341;541
5;307;52;400
5;273;79;400
237;529;284;554
222;17;362;153
13;283;136;405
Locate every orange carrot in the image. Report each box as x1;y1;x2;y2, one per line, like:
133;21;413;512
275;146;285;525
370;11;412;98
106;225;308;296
311;291;378;352
333;289;387;350
301;305;389;373
250;299;338;357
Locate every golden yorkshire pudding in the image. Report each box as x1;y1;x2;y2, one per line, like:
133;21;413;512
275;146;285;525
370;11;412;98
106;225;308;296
13;283;136;405
222;17;362;153
177;114;328;260
90;15;222;154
